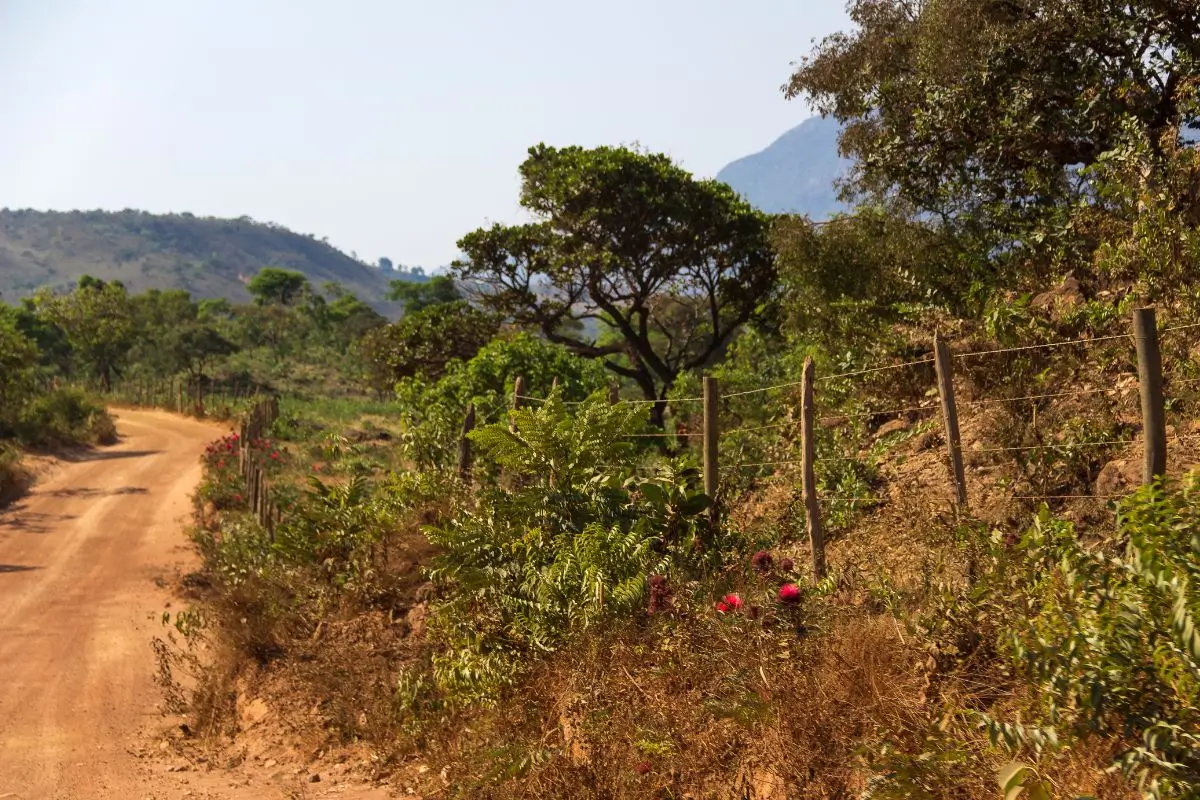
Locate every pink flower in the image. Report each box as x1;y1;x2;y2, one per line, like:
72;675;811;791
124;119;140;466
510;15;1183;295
778;583;801;605
270;452;280;460
716;601;730;613
722;593;743;611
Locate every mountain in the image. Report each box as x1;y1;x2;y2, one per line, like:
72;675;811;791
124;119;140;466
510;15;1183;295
716;115;851;218
0;208;404;309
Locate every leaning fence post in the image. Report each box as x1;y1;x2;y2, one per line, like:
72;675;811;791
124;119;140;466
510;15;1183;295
801;357;826;579
702;376;719;501
1134;307;1167;483
457;403;476;482
934;333;968;508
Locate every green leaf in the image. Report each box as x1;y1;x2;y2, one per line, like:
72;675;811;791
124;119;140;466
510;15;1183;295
999;762;1031;800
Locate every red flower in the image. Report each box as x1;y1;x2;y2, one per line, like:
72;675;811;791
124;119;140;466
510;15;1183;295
217;460;225;469
270;452;280;460
722;593;743;611
635;761;651;775
233;494;242;503
716;601;730;613
778;583;801;605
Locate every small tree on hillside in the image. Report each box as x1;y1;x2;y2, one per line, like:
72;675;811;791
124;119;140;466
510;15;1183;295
248;267;309;306
387;274;461;313
452;144;776;426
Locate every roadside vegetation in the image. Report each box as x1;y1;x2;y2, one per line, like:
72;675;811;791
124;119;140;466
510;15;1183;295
8;2;1200;797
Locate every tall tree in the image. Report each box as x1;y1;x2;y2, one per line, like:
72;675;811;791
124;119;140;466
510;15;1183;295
453;144;776;425
786;0;1200;269
34;277;135;390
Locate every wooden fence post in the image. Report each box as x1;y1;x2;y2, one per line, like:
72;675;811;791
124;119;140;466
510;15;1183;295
1134;307;1167;484
511;375;526;432
457;403;476;482
933;333;968;508
801;357;826;579
702;376;719;501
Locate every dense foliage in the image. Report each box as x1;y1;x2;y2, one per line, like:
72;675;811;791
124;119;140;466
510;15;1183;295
427;394;712;702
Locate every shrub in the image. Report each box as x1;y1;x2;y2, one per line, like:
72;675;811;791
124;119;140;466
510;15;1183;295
395;333;609;470
425;394;711;703
16;387;116;446
0;444;29;505
980;477;1200;799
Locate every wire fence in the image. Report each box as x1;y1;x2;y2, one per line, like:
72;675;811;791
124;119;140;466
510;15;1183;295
495;308;1197;578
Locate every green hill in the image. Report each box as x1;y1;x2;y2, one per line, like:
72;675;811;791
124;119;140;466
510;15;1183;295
0;208;407;308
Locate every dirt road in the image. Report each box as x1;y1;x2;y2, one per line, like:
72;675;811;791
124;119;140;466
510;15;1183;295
0;409;224;799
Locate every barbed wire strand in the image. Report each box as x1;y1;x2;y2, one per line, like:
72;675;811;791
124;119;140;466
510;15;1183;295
729;421;797;434
821;404;937;423
1160;322;1200;335
1012;494;1124;500
817;357;936;384
954;332;1131;360
721;381;805;399
963;386;1129;407
513;393;704;407
971;438;1135;454
623;432;705;439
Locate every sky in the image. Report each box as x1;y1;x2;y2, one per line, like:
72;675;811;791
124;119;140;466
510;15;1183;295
0;1;849;270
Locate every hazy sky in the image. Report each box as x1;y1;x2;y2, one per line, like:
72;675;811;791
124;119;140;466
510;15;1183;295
0;1;848;269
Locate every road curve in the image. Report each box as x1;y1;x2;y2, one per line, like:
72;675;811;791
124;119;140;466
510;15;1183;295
0;409;224;799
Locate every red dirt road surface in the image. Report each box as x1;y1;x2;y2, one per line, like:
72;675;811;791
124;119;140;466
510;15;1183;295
0;410;224;799
0;410;398;800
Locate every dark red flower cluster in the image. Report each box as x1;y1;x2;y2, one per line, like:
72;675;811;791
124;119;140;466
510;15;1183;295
647;575;672;615
751;549;774;573
203;433;240;467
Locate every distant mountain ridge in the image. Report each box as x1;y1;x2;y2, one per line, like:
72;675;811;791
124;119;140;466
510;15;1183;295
716;115;850;219
0;209;408;311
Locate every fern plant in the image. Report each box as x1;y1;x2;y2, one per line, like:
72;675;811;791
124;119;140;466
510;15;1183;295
425;392;711;703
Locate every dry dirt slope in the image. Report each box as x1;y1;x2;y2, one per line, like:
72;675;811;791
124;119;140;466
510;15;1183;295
0;410;395;800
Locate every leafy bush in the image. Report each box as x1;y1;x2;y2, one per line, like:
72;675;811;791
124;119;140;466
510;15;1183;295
979;478;1200;799
426;394;711;703
16;387;116;446
356;301;500;395
0;444;29;504
396;333;609;470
